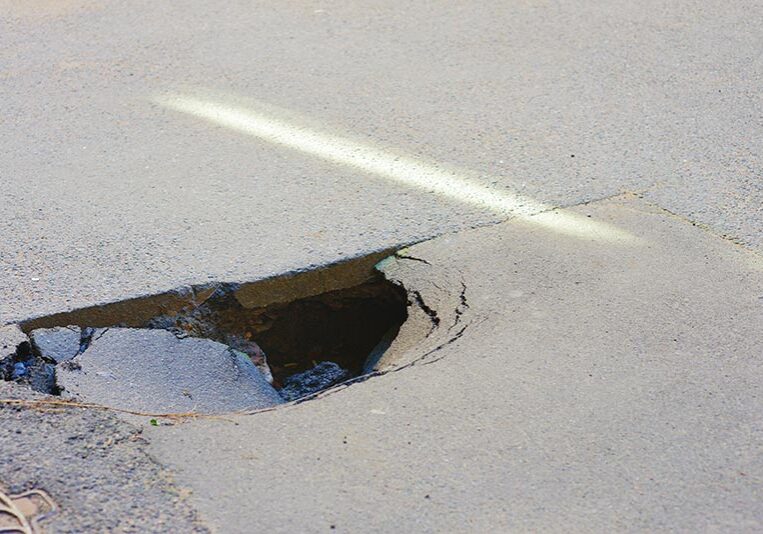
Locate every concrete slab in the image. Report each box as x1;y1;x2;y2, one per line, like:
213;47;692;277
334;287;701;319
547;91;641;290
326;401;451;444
30;326;81;363
146;196;763;532
57;328;283;415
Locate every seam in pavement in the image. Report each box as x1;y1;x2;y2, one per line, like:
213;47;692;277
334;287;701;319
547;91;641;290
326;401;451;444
623;180;762;257
370;190;646;273
422;190;642;240
0;190;631;329
635;197;763;260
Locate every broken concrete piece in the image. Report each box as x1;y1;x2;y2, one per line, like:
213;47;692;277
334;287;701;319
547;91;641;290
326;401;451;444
279;361;349;401
56;328;283;414
233;250;392;309
7;357;57;394
0;324;30;361
0;325;31;381
1;324;55;394
30;326;81;363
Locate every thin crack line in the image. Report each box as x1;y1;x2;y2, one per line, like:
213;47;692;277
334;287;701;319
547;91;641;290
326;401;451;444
393;253;431;266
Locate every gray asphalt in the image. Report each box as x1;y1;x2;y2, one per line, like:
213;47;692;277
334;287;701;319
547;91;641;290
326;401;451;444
0;381;207;533
2;0;762;323
2;1;763;532
57;328;283;415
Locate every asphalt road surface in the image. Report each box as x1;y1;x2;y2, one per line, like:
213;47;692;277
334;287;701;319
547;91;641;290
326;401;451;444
1;1;762;532
2;0;762;322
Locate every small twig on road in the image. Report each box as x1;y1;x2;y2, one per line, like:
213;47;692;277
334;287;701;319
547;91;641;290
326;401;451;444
0;398;246;422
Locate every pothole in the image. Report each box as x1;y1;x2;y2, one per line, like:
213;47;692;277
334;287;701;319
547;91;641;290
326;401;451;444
145;276;407;390
0;251;411;413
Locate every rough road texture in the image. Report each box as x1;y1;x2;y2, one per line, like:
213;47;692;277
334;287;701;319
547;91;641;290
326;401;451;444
2;1;763;532
0;382;208;533
2;0;762;323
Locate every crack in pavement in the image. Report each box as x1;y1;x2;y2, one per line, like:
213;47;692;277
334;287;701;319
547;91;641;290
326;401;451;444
410;290;441;335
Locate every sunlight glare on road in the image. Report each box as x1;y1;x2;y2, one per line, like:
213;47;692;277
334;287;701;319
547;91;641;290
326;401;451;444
154;94;638;243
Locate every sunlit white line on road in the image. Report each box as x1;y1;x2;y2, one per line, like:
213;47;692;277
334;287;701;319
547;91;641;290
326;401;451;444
155;95;637;242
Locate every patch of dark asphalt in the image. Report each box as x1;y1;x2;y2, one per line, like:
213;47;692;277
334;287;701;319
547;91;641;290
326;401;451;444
0;381;208;533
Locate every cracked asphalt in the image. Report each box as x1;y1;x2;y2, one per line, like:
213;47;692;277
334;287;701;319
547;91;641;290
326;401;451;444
2;1;763;532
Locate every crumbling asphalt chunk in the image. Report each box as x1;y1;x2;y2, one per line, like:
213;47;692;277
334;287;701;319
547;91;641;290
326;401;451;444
30;325;81;363
0;325;54;394
0;324;30;362
23;360;56;394
224;335;274;384
279;361;349;401
56;328;283;414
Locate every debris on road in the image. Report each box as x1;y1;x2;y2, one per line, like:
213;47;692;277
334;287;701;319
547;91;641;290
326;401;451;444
1;325;55;394
24;360;56;395
0;487;57;534
224;334;274;384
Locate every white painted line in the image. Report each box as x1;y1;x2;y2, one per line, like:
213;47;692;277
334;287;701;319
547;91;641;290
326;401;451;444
155;95;638;243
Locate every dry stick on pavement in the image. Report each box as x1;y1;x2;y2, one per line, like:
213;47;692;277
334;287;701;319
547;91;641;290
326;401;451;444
0;397;278;422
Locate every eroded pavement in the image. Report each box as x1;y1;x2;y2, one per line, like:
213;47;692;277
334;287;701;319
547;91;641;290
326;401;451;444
3;195;759;532
0;382;206;533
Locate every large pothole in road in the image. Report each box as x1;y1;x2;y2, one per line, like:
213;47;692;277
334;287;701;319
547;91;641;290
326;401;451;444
0;252;410;415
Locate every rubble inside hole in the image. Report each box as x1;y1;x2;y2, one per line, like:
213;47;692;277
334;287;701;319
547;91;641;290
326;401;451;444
279;361;349;401
0;324;57;395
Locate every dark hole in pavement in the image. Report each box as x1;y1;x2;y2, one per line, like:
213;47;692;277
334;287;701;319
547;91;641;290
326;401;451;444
145;276;408;391
4;256;409;406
